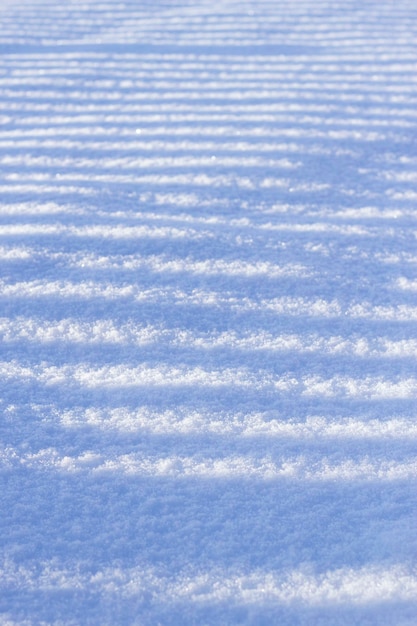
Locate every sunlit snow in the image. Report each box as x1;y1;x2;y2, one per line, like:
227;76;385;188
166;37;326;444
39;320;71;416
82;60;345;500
0;0;416;624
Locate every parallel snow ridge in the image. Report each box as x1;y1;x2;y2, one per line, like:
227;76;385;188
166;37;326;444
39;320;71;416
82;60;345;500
1;360;417;398
1;560;416;611
3;280;417;320
2;317;417;357
55;407;417;439
2;446;416;482
0;0;416;49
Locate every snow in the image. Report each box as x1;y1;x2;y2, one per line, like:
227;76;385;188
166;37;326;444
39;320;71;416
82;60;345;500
0;0;416;624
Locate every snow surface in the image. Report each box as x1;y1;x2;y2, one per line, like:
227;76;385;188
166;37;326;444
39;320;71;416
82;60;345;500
0;0;417;624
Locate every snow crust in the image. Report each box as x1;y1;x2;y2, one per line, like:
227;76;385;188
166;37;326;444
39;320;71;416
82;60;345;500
0;0;416;624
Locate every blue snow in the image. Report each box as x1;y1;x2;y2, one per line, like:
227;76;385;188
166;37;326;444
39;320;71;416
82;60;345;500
0;0;416;624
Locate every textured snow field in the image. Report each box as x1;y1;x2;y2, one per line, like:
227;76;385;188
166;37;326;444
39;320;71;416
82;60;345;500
1;0;417;624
